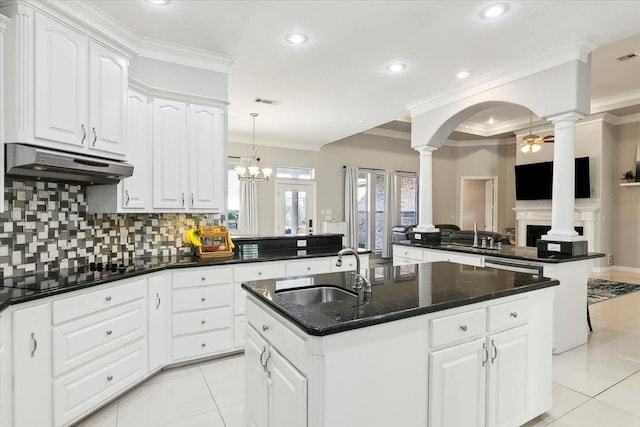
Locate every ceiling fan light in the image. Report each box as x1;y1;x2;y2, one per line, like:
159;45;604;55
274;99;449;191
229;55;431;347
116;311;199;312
531;143;542;153
520;144;530;154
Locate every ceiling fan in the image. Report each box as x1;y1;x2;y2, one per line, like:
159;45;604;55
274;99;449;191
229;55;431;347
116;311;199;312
519;114;554;153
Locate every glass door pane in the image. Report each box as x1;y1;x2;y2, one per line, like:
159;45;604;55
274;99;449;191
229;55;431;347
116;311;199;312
283;190;308;234
357;173;369;249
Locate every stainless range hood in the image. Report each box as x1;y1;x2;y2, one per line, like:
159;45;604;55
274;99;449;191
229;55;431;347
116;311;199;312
6;144;134;185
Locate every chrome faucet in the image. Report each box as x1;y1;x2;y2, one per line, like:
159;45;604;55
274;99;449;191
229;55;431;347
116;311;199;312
336;248;372;298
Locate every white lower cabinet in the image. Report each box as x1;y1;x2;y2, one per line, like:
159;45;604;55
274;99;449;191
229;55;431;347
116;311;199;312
246;325;307;427
148;274;169;372
12;303;52;427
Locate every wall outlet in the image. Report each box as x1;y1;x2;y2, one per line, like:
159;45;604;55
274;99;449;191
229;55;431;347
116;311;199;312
608;254;614;266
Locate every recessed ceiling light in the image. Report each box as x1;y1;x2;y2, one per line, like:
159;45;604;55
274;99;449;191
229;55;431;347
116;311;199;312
285;33;309;45
480;3;509;19
456;70;471;79
488;117;495;125
386;63;406;73
358;119;367;123
147;0;171;5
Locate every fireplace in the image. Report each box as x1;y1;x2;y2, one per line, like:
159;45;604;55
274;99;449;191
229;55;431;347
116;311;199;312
525;225;584;247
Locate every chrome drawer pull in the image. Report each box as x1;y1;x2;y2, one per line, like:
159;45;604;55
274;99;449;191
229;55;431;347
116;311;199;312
262;324;270;332
81;124;86;144
201;276;206;281
106;330;113;336
491;340;498;363
107;375;113;381
307;267;311;271
201;343;206;348
258;271;263;276
156;293;161;309
201;320;206;324
460;325;468;332
92;127;97;146
105;296;112;302
31;333;38;358
201;297;206;302
511;312;518;318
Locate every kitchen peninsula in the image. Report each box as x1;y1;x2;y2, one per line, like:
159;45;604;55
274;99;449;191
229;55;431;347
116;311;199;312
242;261;558;427
393;241;604;354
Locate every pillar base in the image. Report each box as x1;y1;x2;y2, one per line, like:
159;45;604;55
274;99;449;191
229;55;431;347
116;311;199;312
537;239;588;258
409;230;441;245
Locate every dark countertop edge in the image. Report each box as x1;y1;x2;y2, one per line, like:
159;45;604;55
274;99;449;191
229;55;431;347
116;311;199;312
395;241;605;263
243;279;559;337
231;233;344;241
0;249;372;310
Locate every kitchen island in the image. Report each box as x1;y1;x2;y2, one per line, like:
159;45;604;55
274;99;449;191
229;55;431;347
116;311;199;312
242;261;558;427
393;241;604;353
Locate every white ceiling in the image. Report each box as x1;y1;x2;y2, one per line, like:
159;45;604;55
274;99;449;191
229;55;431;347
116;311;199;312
90;0;640;150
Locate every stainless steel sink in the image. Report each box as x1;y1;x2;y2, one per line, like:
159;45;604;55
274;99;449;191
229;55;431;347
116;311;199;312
276;285;357;305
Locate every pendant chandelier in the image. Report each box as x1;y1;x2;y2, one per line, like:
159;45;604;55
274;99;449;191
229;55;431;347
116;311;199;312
235;113;272;183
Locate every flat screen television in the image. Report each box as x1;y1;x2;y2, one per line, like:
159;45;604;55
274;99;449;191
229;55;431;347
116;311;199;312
514;157;590;200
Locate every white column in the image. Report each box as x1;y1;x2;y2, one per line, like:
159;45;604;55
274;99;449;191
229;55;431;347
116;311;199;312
414;145;438;232
542;112;584;242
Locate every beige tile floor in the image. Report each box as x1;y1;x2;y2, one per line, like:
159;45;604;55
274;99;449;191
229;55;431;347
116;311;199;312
75;271;640;427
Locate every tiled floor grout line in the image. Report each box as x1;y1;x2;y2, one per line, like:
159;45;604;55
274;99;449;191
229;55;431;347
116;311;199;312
198;362;229;427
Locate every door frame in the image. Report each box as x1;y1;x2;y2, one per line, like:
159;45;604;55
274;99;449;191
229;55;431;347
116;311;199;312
459;176;498;232
274;179;317;235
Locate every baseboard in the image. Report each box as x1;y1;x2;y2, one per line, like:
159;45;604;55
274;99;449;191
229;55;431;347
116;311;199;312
612;265;640;274
591;266;613;273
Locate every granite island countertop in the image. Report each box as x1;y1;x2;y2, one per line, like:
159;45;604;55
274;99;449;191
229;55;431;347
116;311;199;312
0;247;370;312
241;261;559;336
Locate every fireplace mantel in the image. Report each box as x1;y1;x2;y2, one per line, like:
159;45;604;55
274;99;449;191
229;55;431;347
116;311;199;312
512;205;600;249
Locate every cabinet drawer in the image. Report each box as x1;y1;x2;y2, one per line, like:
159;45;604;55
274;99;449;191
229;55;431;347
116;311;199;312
234;262;285;283
430;308;486;348
172;307;232;336
172;328;232;360
285;258;331;277
172;284;232;313
52;300;145;376
487;298;530;332
246;300;306;372
53;340;146;427
53;278;146;325
172;268;233;289
396;246;423;262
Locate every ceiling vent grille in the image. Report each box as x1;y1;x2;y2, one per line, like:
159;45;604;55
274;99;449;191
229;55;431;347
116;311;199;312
254;97;282;105
617;52;640;61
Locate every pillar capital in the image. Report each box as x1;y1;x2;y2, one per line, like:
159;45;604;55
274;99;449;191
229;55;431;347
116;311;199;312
545;111;584;124
414;145;438;156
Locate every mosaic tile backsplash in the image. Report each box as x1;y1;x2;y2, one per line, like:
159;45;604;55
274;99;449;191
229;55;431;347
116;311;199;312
0;179;207;278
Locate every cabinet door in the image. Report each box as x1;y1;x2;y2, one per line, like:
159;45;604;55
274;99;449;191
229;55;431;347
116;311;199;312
148;275;168;372
88;41;127;156
246;326;269;427
486;326;529;427
153;99;188;209
121;90;152;210
12;303;52;427
429;338;486;427
34;12;88;147
269;346;307;427
187;104;225;211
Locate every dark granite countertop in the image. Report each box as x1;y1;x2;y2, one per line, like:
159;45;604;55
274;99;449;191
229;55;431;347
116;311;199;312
0;247;371;312
394;241;605;263
241;261;559;336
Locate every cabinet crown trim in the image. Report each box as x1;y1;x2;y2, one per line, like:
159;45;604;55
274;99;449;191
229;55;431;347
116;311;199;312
130;77;230;107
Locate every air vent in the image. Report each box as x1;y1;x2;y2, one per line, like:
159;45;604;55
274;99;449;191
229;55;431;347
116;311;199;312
254;97;282;105
617;52;640;61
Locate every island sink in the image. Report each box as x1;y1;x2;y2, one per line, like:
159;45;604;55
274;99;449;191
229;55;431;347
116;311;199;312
276;285;357;305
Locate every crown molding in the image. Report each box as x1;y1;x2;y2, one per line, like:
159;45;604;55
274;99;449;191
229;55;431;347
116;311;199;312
590;89;640;114
444;138;513;148
407;39;599;117
228;137;321;153
20;0;235;72
129;77;229;107
362;128;411;141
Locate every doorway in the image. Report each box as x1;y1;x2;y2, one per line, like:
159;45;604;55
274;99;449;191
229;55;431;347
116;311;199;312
275;180;316;235
459;176;498;232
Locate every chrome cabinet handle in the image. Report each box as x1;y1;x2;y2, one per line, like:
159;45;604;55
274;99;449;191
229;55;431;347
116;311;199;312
201;320;206;325
460;325;468;332
491;340;498;363
201;276;206;281
105;296;112;302
156;292;161;309
107;375;113;381
92;127;97;146
125;190;130;206
264;352;272;377
259;347;268;368
181;193;185;207
511;312;518;318
262;324;270;332
191;193;194;207
201;297;206;302
106;330;113;336
30;333;38;358
258;271;263;276
201;343;206;348
307;267;311;271
482;343;488;367
81;124;86;144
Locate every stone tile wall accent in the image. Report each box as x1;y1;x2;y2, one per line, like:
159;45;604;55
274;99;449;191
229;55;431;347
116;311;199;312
0;179;205;277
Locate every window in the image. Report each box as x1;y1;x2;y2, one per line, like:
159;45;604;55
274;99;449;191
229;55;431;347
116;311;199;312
227;158;241;230
398;173;418;226
276;166;315;180
357;170;385;251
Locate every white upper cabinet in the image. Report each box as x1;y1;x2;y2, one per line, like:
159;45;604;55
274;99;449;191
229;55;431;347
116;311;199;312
5;8;129;160
121;90;152;210
188;104;225;211
153;98;188;210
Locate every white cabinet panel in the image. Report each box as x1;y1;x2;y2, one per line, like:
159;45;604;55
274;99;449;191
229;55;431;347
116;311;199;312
285;258;331;277
269;346;307;427
12;303;52;427
172;284;233;313
172;307;232;336
246;326;269;427
429;338;486;427
172;329;232;360
121;89;151;210
173;267;233;288
148;275;168;372
153;98;188;209
34;12;88;147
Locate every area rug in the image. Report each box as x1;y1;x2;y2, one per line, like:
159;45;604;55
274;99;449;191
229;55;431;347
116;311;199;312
587;278;640;305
